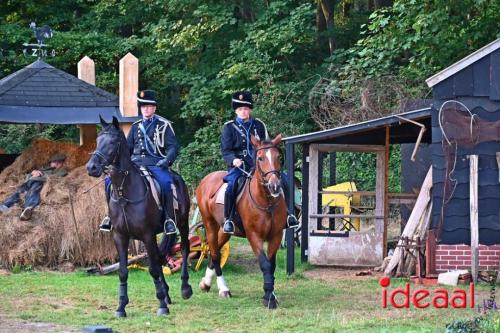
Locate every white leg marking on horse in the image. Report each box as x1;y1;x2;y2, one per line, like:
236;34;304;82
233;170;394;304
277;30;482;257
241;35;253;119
202;267;216;287
217;275;230;293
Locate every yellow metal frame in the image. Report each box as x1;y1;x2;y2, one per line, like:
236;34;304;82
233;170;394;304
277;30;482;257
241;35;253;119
321;182;360;231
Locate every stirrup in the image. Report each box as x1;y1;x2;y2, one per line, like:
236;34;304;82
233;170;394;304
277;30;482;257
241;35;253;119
223;220;235;234
99;216;112;232
286;214;299;229
164;218;177;235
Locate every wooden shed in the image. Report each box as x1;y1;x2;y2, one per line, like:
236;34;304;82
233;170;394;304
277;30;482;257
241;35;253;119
426;38;500;273
283;38;500;274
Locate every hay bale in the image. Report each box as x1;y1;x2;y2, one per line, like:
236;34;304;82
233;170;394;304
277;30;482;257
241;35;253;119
0;139;116;269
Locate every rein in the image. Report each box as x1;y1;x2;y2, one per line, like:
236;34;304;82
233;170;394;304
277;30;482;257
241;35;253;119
90;130;150;233
239;145;282;214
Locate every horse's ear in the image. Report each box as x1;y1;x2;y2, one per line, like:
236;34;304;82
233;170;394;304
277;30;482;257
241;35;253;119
112;116;120;128
99;115;107;127
251;134;261;147
271;133;282;146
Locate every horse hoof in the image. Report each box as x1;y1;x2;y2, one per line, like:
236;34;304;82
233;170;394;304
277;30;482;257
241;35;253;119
182;285;193;299
199;280;211;292
219;290;232;298
262;298;278;310
115;311;127;318
157;307;169;316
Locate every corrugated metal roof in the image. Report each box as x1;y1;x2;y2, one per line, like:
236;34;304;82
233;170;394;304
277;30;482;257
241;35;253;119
283;107;431;144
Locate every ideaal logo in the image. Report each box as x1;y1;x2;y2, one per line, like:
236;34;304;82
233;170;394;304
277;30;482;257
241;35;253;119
379;276;475;309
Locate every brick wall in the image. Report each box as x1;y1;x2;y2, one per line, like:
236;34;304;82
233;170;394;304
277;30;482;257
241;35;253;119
435;244;500;272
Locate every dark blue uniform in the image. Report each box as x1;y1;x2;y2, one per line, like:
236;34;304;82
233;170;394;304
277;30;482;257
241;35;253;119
221;117;269;192
105;115;179;203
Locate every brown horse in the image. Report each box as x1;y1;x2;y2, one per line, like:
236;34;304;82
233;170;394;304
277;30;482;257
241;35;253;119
195;134;286;309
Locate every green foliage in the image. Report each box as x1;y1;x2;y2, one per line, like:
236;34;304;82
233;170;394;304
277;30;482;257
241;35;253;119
1;0;499;187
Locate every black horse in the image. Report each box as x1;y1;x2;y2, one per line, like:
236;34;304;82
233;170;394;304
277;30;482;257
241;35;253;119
86;116;192;317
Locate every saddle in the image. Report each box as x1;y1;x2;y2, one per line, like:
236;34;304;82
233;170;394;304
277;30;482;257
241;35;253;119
139;166;178;210
214;176;247;205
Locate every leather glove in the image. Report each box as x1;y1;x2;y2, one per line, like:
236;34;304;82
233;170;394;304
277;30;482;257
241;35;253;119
156;159;171;169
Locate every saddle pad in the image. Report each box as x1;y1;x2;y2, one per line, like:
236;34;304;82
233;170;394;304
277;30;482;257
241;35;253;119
139;167;179;210
215;183;246;205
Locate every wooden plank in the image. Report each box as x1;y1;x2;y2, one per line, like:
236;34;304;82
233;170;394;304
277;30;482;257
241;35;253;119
473;55;490;96
426;229;437;276
316;144;385;153
453;66;474;96
384;167;432;275
87;253;148;275
469;155;479;283
490;49;500;100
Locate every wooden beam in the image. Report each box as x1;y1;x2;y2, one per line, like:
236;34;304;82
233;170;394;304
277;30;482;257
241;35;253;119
301;143;309;263
308;145;319;240
77;56;97;146
375;151;385;235
119;53;139;136
469;155;479;283
384;126;390;256
310;214;384;219
316;143;385;153
384;167;432;275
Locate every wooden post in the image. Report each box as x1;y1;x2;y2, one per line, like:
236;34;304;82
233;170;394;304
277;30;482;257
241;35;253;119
119;53;139;136
383;126;390;256
301;143;309;262
308;145;319;240
77;56;97;146
375;151;385;236
469;155;479;283
286;142;295;275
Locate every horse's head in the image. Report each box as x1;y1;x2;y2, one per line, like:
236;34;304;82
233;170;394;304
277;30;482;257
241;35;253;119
251;133;283;198
86;116;125;177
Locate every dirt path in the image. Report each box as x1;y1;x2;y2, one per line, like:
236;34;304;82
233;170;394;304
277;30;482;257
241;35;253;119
0;315;78;333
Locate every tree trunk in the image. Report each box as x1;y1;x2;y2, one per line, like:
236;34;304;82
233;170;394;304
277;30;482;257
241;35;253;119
318;0;335;55
240;0;255;22
342;1;351;18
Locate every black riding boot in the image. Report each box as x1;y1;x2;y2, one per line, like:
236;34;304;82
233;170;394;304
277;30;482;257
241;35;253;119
163;191;177;235
281;178;299;229
100;184;112;232
223;189;236;234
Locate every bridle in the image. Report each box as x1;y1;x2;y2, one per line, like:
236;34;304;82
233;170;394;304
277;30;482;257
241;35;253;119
90;130;147;206
91;131;122;171
246;145;282;213
255;145;282;189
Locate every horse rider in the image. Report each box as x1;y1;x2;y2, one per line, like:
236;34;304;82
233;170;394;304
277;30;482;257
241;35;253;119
99;89;179;235
0;153;67;220
220;91;299;234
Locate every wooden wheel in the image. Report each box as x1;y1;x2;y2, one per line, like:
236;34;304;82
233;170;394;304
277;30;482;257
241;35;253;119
190;222;230;271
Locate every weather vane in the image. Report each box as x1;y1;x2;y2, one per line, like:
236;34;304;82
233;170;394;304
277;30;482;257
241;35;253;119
22;22;56;59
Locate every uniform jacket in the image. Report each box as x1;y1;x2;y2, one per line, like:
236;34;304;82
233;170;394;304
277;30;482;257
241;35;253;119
220;117;269;169
127;115;179;166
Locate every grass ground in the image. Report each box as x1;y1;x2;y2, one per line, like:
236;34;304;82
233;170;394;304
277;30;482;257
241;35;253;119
0;238;498;333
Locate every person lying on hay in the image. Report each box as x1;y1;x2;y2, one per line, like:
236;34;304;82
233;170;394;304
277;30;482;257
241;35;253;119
0;153;67;220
